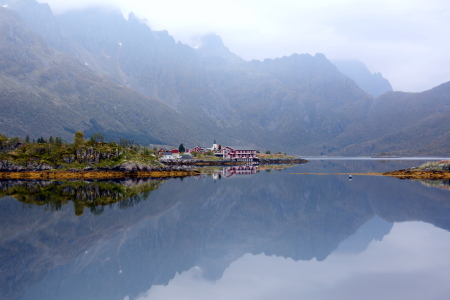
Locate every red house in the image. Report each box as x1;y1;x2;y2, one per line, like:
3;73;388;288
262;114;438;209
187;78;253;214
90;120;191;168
186;146;203;154
220;146;257;161
158;148;170;155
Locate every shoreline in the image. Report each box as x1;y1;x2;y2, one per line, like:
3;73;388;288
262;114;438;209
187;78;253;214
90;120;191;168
0;169;201;180
3;170;449;180
162;158;308;166
2;159;447;180
0;159;308;179
383;170;450;179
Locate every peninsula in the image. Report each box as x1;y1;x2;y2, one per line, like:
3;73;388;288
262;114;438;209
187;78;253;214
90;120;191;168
0;132;307;179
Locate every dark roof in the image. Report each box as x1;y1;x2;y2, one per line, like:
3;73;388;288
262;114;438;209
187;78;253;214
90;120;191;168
180;154;193;160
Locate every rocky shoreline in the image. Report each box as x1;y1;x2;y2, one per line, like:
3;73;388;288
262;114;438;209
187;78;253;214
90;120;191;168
0;161;200;179
383;161;450;179
0;158;308;179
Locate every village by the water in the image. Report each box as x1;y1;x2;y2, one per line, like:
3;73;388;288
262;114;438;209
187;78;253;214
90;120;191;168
158;141;258;162
158;140;304;178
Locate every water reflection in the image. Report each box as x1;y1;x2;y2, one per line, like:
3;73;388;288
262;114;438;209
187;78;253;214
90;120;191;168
0;179;164;216
137;222;450;300
417;179;450;190
0;160;449;300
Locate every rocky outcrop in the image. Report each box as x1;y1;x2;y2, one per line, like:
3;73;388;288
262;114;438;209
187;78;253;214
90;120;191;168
0;160;52;171
0;160;26;171
75;147;121;164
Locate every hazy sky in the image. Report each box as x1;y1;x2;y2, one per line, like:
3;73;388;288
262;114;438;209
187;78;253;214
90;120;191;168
37;0;450;92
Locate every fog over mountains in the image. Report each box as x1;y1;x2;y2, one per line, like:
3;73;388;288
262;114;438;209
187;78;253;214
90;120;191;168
1;0;449;156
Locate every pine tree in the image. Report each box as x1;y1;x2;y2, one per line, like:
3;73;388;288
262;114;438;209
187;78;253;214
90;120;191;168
179;143;185;153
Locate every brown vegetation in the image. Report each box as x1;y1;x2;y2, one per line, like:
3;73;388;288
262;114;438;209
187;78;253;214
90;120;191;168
0;169;200;179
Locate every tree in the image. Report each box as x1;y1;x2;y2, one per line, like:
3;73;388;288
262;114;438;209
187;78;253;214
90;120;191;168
25;135;30;143
179;143;185;153
90;132;105;143
118;138;133;148
74;131;85;147
265;150;271;154
55;137;63;146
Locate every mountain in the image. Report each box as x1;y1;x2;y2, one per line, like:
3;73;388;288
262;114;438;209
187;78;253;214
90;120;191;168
332;59;393;97
0;0;449;156
0;6;199;145
340;82;450;156
53;6;375;152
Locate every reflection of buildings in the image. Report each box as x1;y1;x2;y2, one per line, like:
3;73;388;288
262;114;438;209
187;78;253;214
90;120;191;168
217;165;258;178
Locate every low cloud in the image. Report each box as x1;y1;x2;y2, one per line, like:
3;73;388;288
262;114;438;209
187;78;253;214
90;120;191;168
38;0;450;92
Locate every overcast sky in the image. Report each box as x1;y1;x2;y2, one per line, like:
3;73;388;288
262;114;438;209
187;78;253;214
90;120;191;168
37;0;450;92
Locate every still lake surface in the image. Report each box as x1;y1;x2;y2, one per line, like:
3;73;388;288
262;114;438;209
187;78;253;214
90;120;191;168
1;159;449;300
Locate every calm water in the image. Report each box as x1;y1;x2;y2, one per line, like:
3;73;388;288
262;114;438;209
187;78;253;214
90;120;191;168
0;159;449;300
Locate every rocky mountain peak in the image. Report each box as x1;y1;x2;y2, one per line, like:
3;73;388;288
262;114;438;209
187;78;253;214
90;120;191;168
197;33;242;63
200;33;226;50
332;59;393;97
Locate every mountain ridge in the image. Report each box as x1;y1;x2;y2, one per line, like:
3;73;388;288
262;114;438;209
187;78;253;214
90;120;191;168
0;1;449;156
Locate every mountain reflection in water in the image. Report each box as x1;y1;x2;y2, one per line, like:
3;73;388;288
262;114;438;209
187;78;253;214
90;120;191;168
0;160;449;300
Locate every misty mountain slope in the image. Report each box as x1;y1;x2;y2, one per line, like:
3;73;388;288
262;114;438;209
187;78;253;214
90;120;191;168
197;51;375;151
339;82;450;156
332;59;393;97
0;7;197;144
0;0;67;50
56;7;201;106
1;1;449;155
54;7;377;151
54;7;248;145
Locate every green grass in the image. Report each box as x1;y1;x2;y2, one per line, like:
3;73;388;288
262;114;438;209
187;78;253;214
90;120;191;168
0;139;162;170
